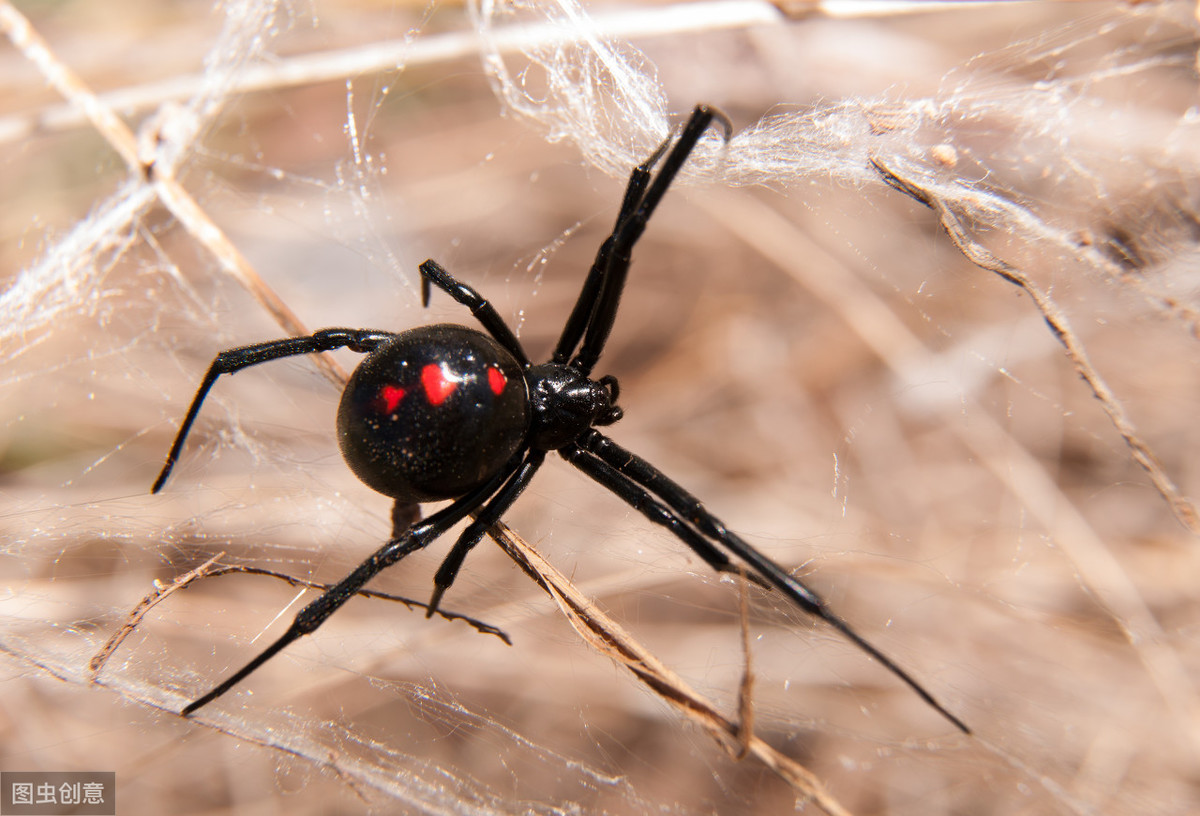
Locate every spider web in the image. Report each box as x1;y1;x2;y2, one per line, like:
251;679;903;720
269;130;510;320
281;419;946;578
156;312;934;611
2;1;1199;814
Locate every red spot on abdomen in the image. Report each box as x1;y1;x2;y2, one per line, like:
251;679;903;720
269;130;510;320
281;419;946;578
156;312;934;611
374;384;406;413
487;366;507;395
422;363;457;405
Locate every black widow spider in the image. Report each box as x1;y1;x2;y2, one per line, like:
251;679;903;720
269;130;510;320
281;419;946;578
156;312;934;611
153;105;969;734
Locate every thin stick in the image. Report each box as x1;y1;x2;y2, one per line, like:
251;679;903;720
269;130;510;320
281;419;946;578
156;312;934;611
487;520;855;816
734;567;756;761
204;564;511;644
89;552;227;679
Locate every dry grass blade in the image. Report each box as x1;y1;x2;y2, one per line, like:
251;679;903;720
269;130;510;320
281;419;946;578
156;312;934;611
871;156;1200;536
486;520;854;816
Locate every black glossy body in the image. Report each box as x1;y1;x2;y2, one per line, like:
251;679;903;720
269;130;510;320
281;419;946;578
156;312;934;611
150;105;968;734
338;324;528;502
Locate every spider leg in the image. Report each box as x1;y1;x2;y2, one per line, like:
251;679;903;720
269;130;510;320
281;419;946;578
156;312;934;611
419;259;530;366
180;459;517;716
558;444;761;583
551;131;673;364
152;328;397;493
425;449;546;617
391;498;422;539
570;105;732;375
570;430;971;735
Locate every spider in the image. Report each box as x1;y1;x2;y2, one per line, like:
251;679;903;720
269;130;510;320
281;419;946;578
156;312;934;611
152;105;969;734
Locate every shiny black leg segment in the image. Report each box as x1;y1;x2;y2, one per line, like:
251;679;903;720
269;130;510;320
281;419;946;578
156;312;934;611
570;105;732;375
425;450;546;617
571;429;971;734
152;328;397;493
551;132;674;365
559;445;744;579
180;459;519;716
419;259;530;366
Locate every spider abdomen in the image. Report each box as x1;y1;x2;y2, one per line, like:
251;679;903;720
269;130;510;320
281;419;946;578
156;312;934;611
337;324;529;503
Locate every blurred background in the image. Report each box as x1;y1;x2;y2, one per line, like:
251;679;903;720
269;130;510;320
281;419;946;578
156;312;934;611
3;0;1200;813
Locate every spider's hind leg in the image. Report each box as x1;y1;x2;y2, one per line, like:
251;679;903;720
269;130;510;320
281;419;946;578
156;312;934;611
153;328;396;493
180;461;516;716
425;450;545;617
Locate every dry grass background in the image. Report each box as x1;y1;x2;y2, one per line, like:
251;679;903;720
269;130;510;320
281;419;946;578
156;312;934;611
3;0;1200;814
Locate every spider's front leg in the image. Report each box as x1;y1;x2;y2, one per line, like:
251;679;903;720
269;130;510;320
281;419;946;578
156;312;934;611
550;127;674;365
568;430;972;735
570;105;732;375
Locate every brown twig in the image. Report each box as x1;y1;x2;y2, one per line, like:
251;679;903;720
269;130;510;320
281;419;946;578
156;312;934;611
733;567;756;761
199;563;511;643
486;520;854;816
87;555;511;683
89;552;227;679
